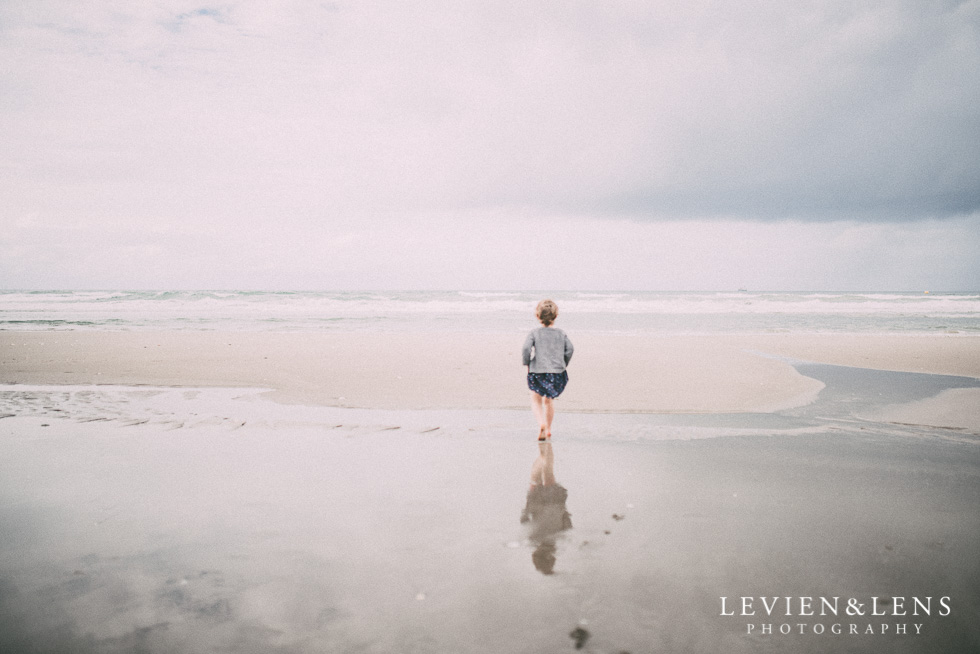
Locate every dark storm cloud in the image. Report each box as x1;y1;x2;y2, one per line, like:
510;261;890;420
456;0;980;221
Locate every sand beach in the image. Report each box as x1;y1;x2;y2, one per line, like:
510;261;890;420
1;330;979;653
3;330;979;418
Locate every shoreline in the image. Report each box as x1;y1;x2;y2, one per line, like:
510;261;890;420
2;331;978;415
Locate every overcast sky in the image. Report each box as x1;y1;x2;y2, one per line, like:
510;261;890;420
2;0;978;290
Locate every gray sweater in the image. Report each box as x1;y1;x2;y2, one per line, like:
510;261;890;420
522;327;574;373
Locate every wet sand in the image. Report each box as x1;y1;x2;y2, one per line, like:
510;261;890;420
1;331;979;652
0;407;977;653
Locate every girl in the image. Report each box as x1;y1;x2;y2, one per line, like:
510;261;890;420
522;299;574;440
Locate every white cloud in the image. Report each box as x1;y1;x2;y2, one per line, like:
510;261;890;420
1;1;978;289
2;207;977;290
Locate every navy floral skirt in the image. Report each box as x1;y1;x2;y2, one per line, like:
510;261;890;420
527;371;569;399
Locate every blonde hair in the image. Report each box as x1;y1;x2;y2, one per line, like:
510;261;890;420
535;299;558;326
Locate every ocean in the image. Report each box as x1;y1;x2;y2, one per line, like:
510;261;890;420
1;290;977;334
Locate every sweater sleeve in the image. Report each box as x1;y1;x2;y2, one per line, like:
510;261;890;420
563;333;574;365
522;331;535;366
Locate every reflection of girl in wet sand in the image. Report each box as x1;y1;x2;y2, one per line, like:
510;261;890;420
522;299;574;441
520;441;573;575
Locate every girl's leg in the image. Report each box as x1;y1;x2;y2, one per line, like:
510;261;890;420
540;440;555;485
543;396;555;437
530;441;555;486
530;391;547;439
530;448;545;485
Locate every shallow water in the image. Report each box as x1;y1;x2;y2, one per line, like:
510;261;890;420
1;363;978;653
1;420;978;653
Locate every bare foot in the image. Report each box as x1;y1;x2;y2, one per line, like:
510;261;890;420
538;426;548;441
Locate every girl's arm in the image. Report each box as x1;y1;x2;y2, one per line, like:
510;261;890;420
563;333;574;365
522;332;535;366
